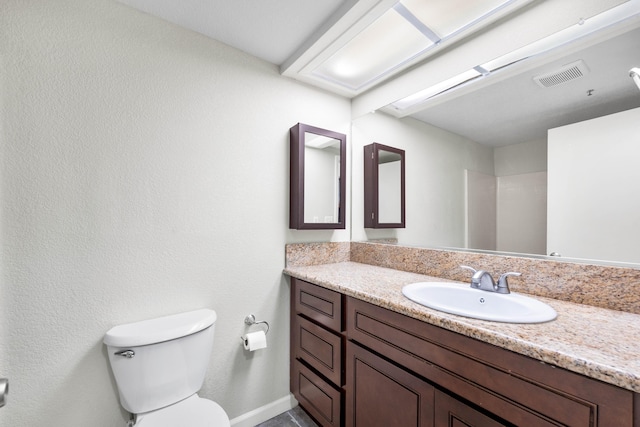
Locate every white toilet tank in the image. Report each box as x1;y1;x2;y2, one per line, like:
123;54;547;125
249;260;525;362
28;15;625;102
104;309;217;414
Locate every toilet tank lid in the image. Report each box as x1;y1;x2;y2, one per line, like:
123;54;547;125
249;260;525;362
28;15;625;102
103;309;217;347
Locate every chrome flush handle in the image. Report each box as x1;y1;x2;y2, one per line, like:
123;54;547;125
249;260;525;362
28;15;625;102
0;378;8;408
114;349;135;359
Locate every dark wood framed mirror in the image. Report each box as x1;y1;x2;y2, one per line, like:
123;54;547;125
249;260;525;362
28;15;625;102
290;123;346;230
364;143;405;229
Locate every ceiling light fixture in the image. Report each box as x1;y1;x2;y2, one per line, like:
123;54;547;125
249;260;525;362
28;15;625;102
307;0;524;93
390;69;483;110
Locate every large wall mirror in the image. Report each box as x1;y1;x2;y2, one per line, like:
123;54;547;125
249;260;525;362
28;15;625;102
290;123;346;230
351;2;640;267
364;143;405;229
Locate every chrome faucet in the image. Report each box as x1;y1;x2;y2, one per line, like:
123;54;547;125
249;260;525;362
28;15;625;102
460;266;521;294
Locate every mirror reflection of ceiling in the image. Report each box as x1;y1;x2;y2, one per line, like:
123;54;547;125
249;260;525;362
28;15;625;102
305;134;340;150
117;0;640;147
412;26;640;146
378;150;402;163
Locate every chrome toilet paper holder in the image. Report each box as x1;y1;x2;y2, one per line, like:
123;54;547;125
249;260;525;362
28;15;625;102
240;314;269;342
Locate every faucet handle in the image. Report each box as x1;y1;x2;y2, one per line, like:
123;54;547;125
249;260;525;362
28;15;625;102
459;265;477;275
497;271;521;294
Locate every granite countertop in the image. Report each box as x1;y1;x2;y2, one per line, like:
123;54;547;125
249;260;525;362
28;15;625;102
284;261;640;393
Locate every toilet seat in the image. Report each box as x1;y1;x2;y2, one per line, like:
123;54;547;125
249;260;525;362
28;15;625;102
136;394;230;427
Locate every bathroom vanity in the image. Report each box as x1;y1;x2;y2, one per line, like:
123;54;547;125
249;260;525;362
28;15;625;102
286;261;640;427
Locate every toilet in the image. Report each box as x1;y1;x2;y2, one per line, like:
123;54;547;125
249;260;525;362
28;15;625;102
104;309;230;426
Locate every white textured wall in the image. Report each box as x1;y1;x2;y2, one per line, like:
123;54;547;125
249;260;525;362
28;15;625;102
352;113;494;248
0;1;350;426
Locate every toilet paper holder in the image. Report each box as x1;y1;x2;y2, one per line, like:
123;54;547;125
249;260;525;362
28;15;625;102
241;314;269;341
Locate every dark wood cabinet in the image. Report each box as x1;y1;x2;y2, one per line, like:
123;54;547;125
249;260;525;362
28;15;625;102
434;391;507;427
346;296;634;427
290;277;638;427
363;142;406;229
291;278;345;427
294;278;343;332
292;359;342;426
295;315;342;385
345;341;434;427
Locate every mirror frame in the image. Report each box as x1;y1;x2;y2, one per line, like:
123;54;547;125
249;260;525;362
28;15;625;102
290;123;347;230
364;142;405;229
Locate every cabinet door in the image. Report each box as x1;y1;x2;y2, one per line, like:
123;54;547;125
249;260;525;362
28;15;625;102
346;341;434;427
435;391;507;427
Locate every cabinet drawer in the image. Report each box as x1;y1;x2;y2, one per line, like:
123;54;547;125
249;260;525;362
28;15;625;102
347;296;633;427
293;278;343;331
292;359;342;427
294;315;343;386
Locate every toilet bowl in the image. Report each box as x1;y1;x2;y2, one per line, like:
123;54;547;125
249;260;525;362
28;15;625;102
104;309;230;426
135;395;229;427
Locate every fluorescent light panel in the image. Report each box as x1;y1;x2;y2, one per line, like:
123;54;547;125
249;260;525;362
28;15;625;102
391;69;482;110
402;0;510;39
312;8;433;89
312;0;516;91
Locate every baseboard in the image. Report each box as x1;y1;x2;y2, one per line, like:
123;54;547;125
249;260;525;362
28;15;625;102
229;393;298;427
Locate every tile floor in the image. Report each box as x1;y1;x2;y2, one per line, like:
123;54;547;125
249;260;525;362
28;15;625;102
254;406;318;427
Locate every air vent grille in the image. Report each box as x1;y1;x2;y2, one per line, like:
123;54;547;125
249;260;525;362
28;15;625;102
533;60;589;88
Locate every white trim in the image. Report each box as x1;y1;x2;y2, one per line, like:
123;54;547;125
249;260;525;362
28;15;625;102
229;394;298;427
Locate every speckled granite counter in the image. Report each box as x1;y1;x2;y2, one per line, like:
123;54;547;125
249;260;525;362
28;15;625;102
284;261;640;393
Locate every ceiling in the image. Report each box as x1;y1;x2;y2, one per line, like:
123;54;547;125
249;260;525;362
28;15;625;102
411;25;640;146
116;0;346;65
117;0;640;147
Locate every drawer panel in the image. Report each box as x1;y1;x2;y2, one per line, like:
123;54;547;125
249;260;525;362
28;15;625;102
295;315;343;386
292;359;342;427
294;278;343;331
347;296;632;427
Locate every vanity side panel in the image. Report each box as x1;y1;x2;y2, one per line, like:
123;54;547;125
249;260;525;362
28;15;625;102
346;296;634;427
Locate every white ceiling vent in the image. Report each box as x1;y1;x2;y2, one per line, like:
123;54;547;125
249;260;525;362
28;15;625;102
533;60;590;88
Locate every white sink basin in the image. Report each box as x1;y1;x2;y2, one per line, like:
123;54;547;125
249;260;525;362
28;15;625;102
402;282;557;323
